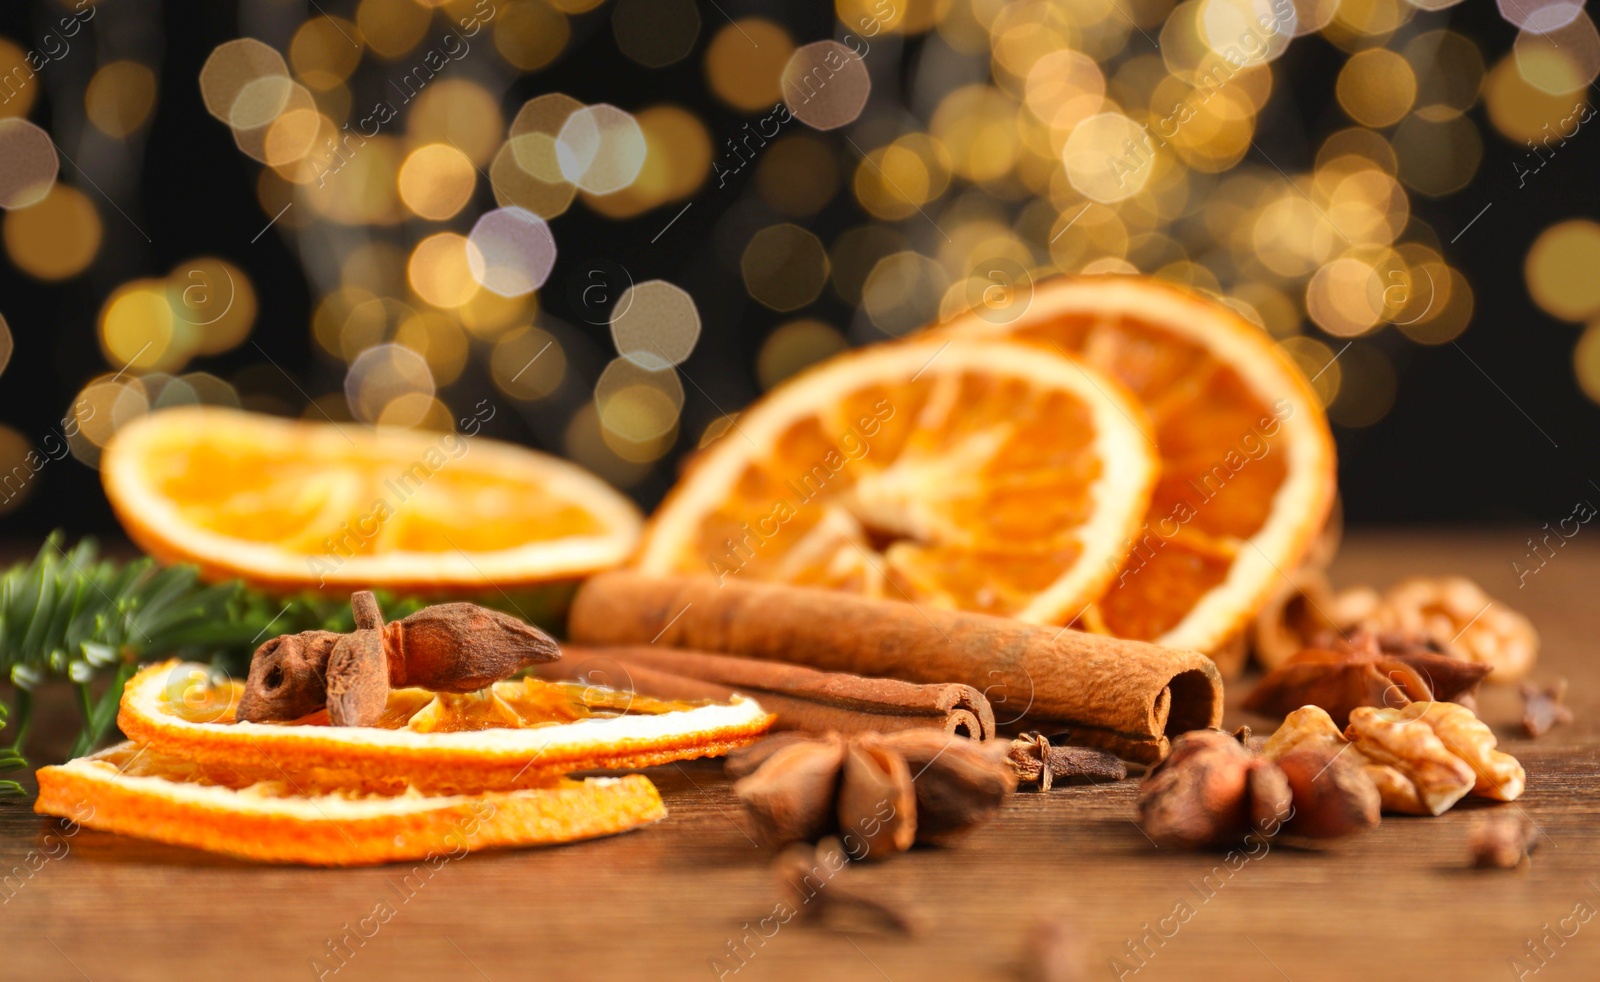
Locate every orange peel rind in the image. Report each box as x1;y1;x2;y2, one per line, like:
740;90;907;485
35;742;666;867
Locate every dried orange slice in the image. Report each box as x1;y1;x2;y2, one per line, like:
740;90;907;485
119;662;772;794
102;407;642;593
941;276;1337;655
35;742;664;866
636;337;1158;623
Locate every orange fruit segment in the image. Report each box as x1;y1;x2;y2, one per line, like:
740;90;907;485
941;276;1337;655
120;661;773;794
35;742;665;866
102;407;642;593
636;337;1158;623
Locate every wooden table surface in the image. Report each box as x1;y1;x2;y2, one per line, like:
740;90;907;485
2;530;1597;981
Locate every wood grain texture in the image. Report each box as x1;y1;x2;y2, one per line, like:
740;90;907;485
2;531;1598;981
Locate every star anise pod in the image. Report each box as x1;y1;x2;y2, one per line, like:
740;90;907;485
1242;631;1490;728
728;730;1015;856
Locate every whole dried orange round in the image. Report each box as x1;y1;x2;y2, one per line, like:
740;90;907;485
102;407;642;593
35;741;665;866
635;337;1159;623
941;276;1337;656
118;661;773;794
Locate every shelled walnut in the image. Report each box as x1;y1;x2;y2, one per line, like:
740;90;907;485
1361;577;1537;681
1251;575;1538;681
1264;702;1525;817
1343;706;1478;816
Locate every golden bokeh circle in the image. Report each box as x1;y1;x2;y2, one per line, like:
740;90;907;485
398;143;478;220
742;224;830;312
756;135;840;217
408;233;481;309
0;40;38;119
491;325;567;400
595;357;685;442
99;280;176;372
3;184;101;280
612;0;701;68
169;257;258;356
85;61;159;138
1336;49;1417;127
494;1;571;71
1063;112;1152;203
408;80;506;166
290;16;364;90
705;19;794;111
1574;322;1600;405
757;320;847;390
356;0;431;59
1526;220;1600;322
395;310;469;385
782;42;872;131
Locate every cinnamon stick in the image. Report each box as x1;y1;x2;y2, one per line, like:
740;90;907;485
568;572;1224;763
545;645;995;740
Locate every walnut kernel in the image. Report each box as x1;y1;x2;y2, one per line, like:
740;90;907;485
1362;577;1537;681
1344;705;1476;816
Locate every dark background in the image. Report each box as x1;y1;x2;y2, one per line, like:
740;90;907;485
0;0;1594;544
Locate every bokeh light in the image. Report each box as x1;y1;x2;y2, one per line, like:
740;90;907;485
611;280;701;370
757;319;845;389
169;257;258;356
613;0;701;68
705;19;793;111
99;280;176;372
408;232;481;308
782;42;871;130
0;119;59;209
85;62;159;138
3;185;101;280
742;224;830;312
595;356;685;442
398;144;477;220
1525;220;1600;322
467;207;557;297
199;39;289;125
492;325;567;400
556;105;647;194
345;343;436;425
494;1;571;71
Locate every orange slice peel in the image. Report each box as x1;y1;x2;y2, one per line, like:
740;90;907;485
35;742;666;867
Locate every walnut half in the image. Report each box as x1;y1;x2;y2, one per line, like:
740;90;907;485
1362;577;1538;681
1344;705;1477;816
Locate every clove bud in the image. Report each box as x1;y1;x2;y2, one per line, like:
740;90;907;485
238;591;560;726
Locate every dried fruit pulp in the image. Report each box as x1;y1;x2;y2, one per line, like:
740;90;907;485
638;338;1157;624
102;407;642;591
942;276;1336;652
